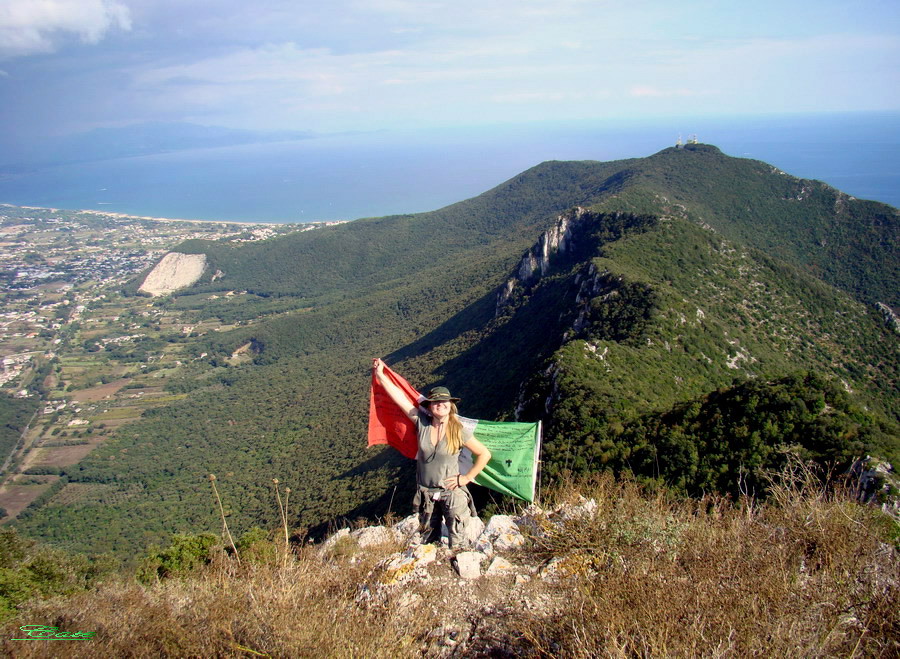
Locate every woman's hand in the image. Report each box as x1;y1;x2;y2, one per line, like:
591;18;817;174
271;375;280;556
372;359;418;420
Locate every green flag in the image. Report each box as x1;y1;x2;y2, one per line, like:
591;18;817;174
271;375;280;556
459;417;542;503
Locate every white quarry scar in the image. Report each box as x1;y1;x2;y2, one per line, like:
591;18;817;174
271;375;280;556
138;252;207;296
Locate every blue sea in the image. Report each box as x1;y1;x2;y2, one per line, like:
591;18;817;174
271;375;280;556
1;112;898;223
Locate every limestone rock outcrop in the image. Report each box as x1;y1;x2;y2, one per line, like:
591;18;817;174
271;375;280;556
496;207;589;314
139;252;208;296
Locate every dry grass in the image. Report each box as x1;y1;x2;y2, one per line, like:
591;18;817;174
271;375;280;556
2;548;428;658
515;469;899;658
1;466;897;658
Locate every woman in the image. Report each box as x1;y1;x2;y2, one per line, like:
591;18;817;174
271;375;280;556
372;358;491;549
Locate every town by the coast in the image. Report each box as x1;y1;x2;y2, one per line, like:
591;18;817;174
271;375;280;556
0;204;321;520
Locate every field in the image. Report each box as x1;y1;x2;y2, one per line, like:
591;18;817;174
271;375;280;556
1;284;233;525
28;442;98;468
70;379;131;402
0;476;60;518
1;209;308;528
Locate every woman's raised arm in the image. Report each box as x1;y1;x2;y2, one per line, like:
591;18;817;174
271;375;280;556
372;358;419;420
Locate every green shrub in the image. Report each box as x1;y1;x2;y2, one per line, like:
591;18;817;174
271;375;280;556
236;527;278;565
136;533;221;585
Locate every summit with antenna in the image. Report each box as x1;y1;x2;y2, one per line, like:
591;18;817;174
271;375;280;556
675;134;699;148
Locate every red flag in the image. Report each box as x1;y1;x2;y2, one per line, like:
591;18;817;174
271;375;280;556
367;363;422;459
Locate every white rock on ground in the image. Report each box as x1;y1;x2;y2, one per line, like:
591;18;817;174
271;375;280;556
319;527;350;553
553;496;598;522
461;516;485;547
475;537;494;557
482;515;519;537
485;556;516;576
350;525;396;548
494;531;526;552
381;544;438;586
393;514;420;539
454;551;487;580
478;514;526;551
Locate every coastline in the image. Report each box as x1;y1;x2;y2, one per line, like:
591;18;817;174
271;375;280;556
3;114;898;219
1;203;318;227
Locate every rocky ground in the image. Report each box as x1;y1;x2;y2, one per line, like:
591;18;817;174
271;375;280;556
320;497;607;657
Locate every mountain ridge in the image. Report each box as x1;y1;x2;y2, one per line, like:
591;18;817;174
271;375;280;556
171;144;897;311
10;144;898;558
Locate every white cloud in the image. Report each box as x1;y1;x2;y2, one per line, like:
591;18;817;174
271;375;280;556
7;1;895;134
0;0;132;59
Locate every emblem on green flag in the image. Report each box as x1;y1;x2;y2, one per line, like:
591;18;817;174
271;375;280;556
459;417;542;503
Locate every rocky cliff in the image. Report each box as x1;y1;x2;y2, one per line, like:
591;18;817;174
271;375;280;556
496;207;589;314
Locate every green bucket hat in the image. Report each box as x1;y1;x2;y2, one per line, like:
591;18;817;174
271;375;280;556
423;386;460;403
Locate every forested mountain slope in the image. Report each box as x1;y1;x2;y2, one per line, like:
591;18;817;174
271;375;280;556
174;158;640;302
13;145;898;558
589;144;898;309
176;144;898;310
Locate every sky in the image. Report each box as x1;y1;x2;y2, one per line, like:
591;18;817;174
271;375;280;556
1;0;898;141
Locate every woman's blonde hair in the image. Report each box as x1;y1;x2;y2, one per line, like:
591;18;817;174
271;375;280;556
445;403;464;453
